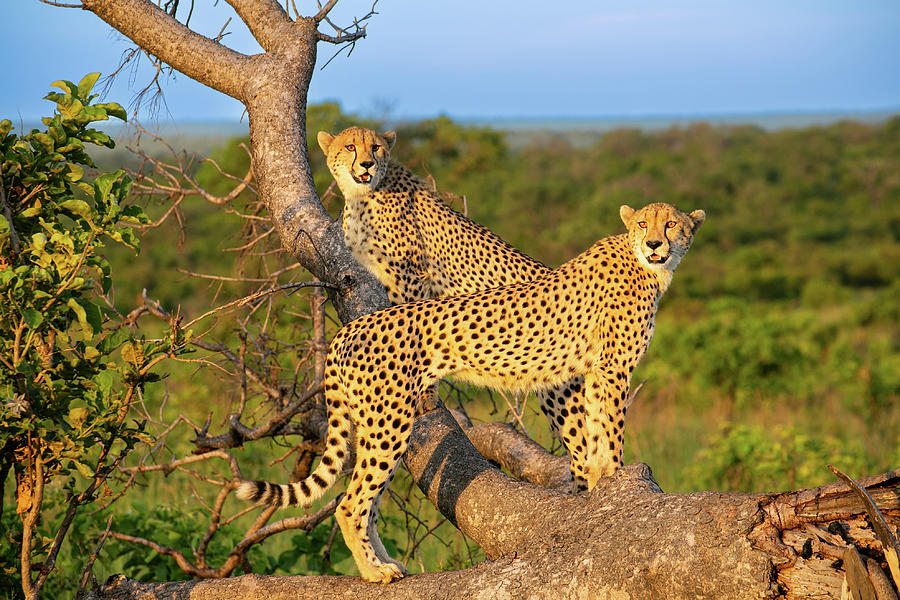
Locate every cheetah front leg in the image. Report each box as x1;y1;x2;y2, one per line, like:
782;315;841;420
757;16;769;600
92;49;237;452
581;368;629;489
537;378;590;493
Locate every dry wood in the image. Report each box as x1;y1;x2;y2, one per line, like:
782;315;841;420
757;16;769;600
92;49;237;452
831;465;900;591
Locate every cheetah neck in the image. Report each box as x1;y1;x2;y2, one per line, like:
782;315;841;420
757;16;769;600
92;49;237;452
376;161;428;195
648;266;673;296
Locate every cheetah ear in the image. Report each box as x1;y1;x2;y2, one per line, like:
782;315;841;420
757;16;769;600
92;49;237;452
317;131;335;155
619;205;635;226
382;130;396;150
688;209;706;233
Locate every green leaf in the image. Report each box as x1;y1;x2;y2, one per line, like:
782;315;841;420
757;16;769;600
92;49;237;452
77;73;101;100
67;298;101;339
97;102;127;122
121;342;144;367
68;406;90;428
94;369;115;396
21;309;44;329
83;300;103;336
31;132;55;153
31;233;47;252
97;328;130;354
93;170;123;201
59;199;93;220
66;162;84;182
50;79;78;96
59;99;85;122
68;297;88;330
72;460;95;479
120;204;150;224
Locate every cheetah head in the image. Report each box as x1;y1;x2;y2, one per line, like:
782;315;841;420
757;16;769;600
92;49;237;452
620;203;705;275
317;126;396;200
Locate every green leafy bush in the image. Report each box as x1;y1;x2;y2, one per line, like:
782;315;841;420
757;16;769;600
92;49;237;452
689;422;867;492
0;74;184;599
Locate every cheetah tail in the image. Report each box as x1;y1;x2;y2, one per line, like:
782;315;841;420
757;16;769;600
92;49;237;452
236;388;351;509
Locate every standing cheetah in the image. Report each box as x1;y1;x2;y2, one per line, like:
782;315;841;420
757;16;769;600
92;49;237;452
317;126;607;491
238;202;705;583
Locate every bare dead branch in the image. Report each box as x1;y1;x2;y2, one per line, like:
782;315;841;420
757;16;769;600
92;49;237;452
38;0;82;6
119;449;241;479
82;0;251;101
192;383;323;451
313;0;340;23
176;264;301;283
183;281;334;329
829;465;900;589
75;514;114;600
625;378;647;411
237;496;340;551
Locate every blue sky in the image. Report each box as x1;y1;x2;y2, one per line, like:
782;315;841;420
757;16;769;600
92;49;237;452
4;1;900;123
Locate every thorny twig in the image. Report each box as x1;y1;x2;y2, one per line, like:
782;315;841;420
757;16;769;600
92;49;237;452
316;0;379;69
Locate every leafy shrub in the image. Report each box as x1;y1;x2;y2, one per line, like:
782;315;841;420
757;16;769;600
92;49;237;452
0;74;184;599
689;422;867;492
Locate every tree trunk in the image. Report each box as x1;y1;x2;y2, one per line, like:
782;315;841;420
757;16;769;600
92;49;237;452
66;2;899;598
89;407;899;599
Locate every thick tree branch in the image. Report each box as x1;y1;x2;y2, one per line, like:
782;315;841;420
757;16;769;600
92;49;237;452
222;0;291;52
81;0;251;101
460;420;571;492
404;407;579;560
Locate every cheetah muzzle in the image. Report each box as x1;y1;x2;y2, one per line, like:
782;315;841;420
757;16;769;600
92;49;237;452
237;201;704;583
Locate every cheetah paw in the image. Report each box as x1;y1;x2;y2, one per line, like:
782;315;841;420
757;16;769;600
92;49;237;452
360;561;406;584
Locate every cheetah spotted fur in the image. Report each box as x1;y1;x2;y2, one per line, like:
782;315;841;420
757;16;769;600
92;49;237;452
238;201;705;582
316;126;617;492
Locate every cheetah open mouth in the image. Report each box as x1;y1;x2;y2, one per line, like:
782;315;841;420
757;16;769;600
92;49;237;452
353;172;372;184
647;253;669;264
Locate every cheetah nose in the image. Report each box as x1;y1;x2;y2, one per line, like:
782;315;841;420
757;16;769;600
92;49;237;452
359;160;375;169
646;240;663;250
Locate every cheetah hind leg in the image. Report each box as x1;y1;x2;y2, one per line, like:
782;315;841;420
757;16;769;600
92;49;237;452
335;424;412;583
366;461;408;574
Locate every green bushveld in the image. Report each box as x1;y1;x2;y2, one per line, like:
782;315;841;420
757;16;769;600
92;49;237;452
2;88;897;596
172;108;898;488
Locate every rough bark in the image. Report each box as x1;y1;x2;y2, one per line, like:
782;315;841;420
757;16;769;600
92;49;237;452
66;2;900;598
88;410;900;599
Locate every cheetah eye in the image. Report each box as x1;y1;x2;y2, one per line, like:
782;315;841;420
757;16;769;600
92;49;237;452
638;221;647;230
666;221;677;229
345;144;355;152
371;145;380;153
